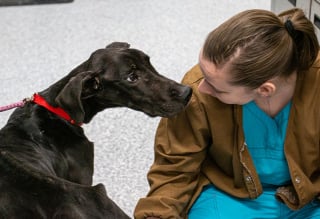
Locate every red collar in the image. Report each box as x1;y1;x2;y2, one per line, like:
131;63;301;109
32;93;82;126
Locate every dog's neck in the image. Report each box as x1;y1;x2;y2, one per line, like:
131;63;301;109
32;93;82;126
38;75;104;124
35;73;87;124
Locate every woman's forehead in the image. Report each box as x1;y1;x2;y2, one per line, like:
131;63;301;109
199;56;230;79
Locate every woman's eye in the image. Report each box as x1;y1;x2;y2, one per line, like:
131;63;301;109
126;72;139;82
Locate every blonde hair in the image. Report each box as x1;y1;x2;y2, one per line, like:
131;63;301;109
202;8;319;88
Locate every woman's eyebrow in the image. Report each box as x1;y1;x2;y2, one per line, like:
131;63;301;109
199;64;206;75
199;64;229;93
205;79;228;93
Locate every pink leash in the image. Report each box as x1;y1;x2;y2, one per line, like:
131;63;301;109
0;96;33;112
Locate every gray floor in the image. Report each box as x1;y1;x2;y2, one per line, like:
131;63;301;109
0;0;270;216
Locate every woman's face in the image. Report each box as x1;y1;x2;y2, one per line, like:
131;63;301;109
198;53;257;105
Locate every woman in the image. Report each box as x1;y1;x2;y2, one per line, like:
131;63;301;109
134;8;320;219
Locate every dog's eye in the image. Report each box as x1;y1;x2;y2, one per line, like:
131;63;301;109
126;72;139;82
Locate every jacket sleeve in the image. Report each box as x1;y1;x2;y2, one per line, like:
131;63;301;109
134;71;210;219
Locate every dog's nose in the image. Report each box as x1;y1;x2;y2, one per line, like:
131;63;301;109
170;85;192;102
179;86;192;100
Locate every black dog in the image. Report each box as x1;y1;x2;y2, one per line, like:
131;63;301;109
0;42;192;219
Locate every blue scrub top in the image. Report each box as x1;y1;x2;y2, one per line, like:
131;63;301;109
242;100;292;186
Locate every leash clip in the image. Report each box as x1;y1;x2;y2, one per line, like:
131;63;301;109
23;93;35;104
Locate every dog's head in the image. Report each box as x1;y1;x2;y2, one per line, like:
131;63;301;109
54;42;192;124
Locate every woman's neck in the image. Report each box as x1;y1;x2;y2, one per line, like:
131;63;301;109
254;73;297;118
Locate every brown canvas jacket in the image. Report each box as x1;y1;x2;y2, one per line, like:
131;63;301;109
134;56;320;219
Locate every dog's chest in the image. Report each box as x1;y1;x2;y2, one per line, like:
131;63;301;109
39;130;95;185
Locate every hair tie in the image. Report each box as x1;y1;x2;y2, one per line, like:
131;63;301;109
284;19;297;40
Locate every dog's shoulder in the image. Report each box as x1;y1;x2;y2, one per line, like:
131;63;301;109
0;150;129;219
0;102;94;184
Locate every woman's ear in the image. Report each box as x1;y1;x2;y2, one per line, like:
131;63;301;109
257;82;276;97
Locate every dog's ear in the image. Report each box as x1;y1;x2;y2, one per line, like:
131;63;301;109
106;42;130;49
55;71;101;124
